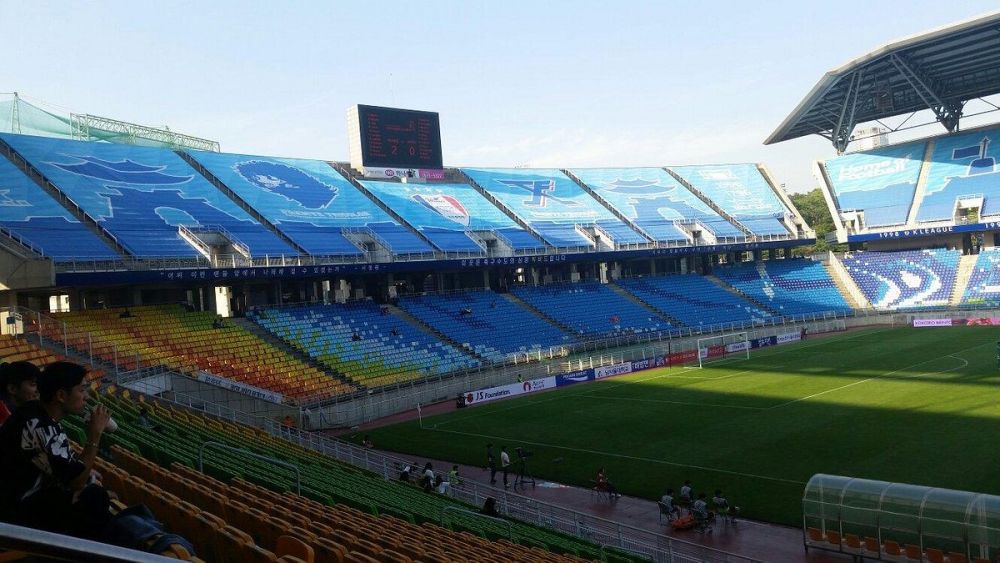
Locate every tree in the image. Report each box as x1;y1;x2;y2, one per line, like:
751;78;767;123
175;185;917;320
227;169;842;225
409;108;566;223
789;188;844;255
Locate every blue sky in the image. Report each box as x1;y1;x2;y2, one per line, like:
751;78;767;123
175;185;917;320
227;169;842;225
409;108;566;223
4;1;999;192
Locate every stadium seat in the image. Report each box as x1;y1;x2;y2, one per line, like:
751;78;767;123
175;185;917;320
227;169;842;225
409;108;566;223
617;274;770;327
512;281;671;336
904;544;923;561
842;249;960;309
714;259;851;316
668;164;792;237
276;536;315;563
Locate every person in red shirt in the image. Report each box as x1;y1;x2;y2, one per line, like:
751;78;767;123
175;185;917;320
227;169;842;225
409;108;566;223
0;361;40;425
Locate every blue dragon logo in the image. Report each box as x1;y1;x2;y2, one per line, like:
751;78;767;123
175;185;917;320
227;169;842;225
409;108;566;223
234;160;338;209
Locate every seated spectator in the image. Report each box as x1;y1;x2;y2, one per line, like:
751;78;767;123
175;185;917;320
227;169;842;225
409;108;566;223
399;462;415;482
692;492;710;519
137;407;162;433
659;489;679;520
594;467;620;498
118;309;133;319
448;465;461;487
480;497;499;517
0;361;112;539
679;480;693;505
459;307;472;316
390;327;399;337
351;333;362;342
712;489;735;523
421;462;435;492
212;317;226;329
0;361;40;425
434;474;449;495
361;435;374;449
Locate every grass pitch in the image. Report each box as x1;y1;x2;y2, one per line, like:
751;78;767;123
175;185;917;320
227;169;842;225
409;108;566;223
364;327;1000;526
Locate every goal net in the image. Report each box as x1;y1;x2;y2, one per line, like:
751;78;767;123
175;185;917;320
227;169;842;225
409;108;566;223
696;332;750;368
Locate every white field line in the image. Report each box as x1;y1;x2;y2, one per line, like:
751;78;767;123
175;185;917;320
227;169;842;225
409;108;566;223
766;342;988;410
580;394;768;410
423;426;806;486
433;328;895;427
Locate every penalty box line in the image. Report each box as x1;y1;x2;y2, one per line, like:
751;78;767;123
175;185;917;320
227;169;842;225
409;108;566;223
424;426;806;486
767;341;990;410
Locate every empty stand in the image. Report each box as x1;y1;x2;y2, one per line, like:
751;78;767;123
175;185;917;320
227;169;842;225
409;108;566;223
617;274;772;327
186;152;438;257
842;249;960;309
917;127;1000;222
249;302;478;389
822;141;926;228
360;181;545;254
962;248;1000;306
399;291;572;362
713;259;851;316
1;133;295;258
0;334;103;381
462;168;648;249
511;282;671;337
668;164;791;237
0;155;119;260
569;168;742;242
44;305;351;402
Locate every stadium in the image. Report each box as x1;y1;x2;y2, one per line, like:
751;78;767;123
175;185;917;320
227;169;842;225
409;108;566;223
2;6;1000;563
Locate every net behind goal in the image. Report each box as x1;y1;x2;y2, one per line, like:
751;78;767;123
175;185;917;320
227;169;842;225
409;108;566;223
696;332;750;368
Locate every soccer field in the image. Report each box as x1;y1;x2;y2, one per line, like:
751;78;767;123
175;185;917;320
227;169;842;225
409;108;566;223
363;326;1000;526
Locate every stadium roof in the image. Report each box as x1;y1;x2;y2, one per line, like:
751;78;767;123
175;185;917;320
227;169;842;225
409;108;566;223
766;11;1000;151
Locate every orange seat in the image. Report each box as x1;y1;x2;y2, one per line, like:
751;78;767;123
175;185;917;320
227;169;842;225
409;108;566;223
344;553;380;563
863;537;880;553
884;540;904;556
276;535;315;563
806;527;824;543
826;530;841;546
905;544;924;561
313;538;348;563
947;554;968;563
926;548;945;563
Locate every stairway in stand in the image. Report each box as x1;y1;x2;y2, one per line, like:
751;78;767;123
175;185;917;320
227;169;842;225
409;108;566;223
230;317;358;391
950;254;979;306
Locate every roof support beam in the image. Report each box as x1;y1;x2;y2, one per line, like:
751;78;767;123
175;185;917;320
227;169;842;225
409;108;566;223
833;70;863;153
888;53;964;133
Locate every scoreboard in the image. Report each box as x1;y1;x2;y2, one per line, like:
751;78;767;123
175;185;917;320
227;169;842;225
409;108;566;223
348;105;443;173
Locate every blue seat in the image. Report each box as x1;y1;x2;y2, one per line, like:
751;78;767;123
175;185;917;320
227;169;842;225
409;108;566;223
714;259;851;316
399;291;572;362
963;248;1000;306
462;168;648;249
250;302;479;385
917;128;1000;222
360;181;543;255
822;142;925;228
842;249;959;309
568;168;743;243
0;157;118;260
512;282;671;336
668;164;791;237
617;275;771;327
2;133;295;258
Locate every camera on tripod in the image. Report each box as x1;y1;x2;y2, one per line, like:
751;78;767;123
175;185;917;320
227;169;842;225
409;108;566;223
515;447;533;460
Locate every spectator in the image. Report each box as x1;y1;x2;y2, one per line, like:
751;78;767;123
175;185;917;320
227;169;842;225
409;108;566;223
692;492;710;519
448;465;461;487
434;474;449;495
0;361;112;539
421;462;435;492
486;443;497;485
390;327;399;337
282;415;295;429
480;497;499;517
361;435;374;449
460;307;472;316
680;480;693;505
352;333;362;342
212;317;225;329
137;407;162;433
500;446;511;488
712;489;734;523
659;489;679;520
400;462;415;482
118;309;133;319
595;467;620;498
0;361;40;425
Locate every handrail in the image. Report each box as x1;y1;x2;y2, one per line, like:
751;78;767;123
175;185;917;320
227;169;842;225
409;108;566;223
198;440;301;495
0;521;178;562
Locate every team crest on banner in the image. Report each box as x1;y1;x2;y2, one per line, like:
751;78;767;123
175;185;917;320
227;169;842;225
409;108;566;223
412;193;470;227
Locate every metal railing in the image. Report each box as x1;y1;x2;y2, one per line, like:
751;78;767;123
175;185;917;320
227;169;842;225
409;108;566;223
199;441;301;495
151;387;760;563
0;522;179;562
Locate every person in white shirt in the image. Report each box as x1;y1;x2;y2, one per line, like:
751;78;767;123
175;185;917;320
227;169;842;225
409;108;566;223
500;446;511;488
692;493;709;518
679;480;693;505
659;489;679;520
421;462;435;492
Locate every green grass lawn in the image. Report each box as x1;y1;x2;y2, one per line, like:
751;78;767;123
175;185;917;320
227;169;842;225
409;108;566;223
364;326;1000;526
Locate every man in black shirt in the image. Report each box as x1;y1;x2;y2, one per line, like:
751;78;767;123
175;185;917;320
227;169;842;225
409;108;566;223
0;361;112;539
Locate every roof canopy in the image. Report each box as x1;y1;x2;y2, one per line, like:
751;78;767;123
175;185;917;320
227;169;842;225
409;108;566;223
766;11;1000;151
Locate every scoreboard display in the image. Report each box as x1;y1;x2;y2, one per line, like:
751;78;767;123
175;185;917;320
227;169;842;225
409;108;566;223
348;105;443;170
